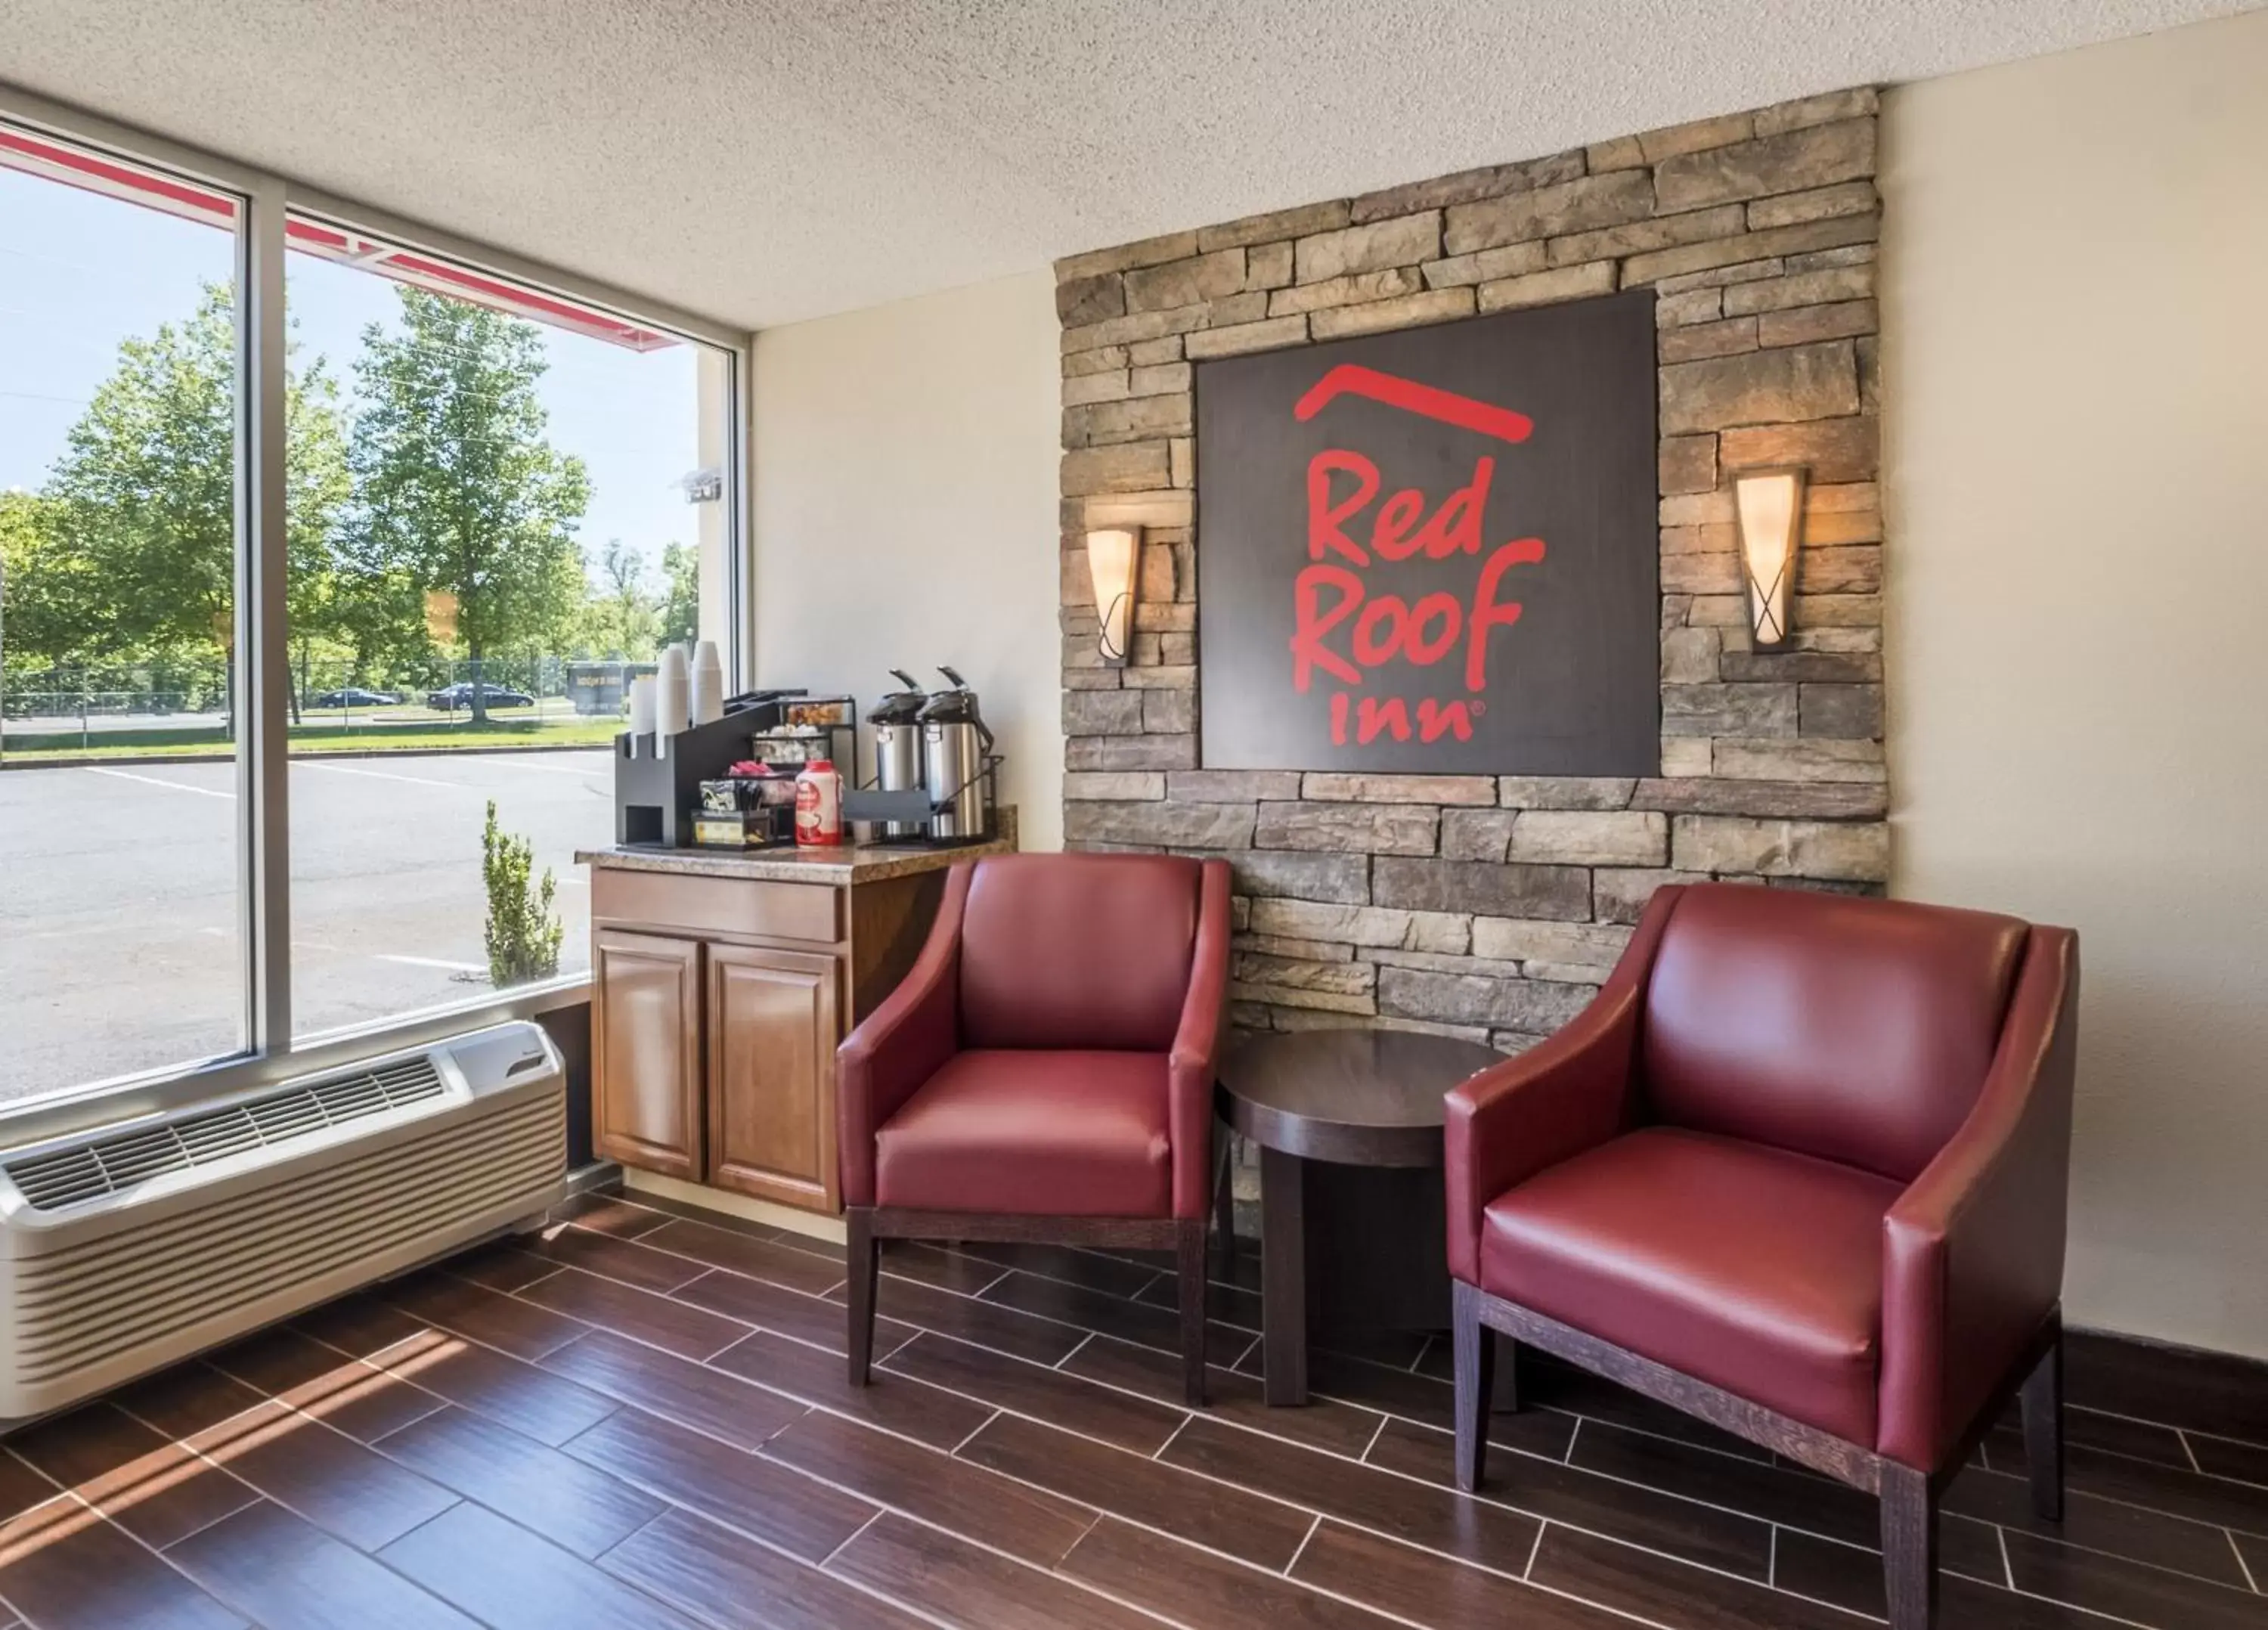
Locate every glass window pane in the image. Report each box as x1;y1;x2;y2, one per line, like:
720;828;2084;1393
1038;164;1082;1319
0;124;246;1101
282;218;733;1038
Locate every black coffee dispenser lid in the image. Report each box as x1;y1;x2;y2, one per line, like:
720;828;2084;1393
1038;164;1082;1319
916;665;984;727
867;669;927;725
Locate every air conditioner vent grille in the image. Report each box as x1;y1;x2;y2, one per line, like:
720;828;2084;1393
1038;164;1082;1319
3;1056;451;1213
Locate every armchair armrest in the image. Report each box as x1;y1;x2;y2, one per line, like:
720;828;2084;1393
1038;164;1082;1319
1442;886;1683;1284
1167;859;1233;1219
837;863;974;1207
1879;927;2079;1470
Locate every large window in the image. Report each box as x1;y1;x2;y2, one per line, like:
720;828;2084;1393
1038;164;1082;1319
0;108;742;1107
1;129;247;1098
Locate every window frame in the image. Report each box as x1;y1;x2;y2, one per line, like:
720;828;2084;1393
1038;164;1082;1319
0;84;753;1144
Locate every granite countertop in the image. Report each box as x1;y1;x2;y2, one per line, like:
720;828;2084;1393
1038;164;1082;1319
578;807;1017;885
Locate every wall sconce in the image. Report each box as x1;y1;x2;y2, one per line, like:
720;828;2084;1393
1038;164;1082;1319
1085;526;1140;666
1731;466;1805;651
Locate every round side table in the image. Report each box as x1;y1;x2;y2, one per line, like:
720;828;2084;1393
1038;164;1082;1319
1216;1028;1502;1406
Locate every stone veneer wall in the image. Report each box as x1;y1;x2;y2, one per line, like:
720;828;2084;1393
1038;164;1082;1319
1055;88;1888;1049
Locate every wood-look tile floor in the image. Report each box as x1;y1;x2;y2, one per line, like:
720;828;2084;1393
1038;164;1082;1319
3;1187;2266;1628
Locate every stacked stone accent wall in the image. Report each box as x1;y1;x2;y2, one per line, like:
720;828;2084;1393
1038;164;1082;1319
1056;88;1887;1049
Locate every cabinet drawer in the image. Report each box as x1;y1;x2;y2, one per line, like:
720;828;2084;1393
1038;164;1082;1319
593;869;841;944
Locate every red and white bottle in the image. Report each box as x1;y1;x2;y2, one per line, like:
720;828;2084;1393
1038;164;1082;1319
794;758;844;847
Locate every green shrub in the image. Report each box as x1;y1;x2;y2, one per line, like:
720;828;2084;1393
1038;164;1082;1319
482;800;563;986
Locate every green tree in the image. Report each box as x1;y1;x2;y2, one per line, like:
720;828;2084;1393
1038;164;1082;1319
578;538;661;660
482;800;562;985
658;541;699;650
0;489;91;678
32;281;352;723
344;288;590;721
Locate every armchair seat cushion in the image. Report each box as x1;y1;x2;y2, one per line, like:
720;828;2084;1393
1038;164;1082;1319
874;1050;1172;1218
1479;1126;1901;1446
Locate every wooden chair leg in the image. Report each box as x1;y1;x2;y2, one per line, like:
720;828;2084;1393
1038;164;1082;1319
1177;1217;1209;1407
1881;1462;1938;1630
1212;1137;1236;1278
846;1206;878;1388
2021;1322;2065;1523
1452;1280;1494;1493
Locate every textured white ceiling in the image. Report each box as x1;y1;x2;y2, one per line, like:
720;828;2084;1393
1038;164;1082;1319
0;1;2254;330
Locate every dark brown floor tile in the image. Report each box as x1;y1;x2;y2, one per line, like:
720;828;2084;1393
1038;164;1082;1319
522;1226;714;1293
373;1404;662;1557
1566;1416;1879;1548
290;1291;432;1359
615;1187;792;1241
1365;1417;1769;1579
379;1495;708;1630
170;1498;463;1628
1061;1514;1399;1628
1415;1343;1768;1461
563;1405;875;1561
763;1408;1095;1565
540;1329;809;1450
386;1267;593;1360
1942;1455;2260;1582
2192;1433;2268;1488
977;1268;1250;1365
1775;1527;2183;1628
1166;1414;1546;1579
0;1487;246;1629
2001;1526;2268;1630
207;1327;445;1443
1992;1420;2268;1533
373;1325;624;1446
112;1362;268;1443
677;1260;916;1355
1294;1517;1631;1628
954;1240;1167;1300
713;1326;995;1449
1061;1331;1386;1457
8;1402;259;1549
1533;1523;1854;1629
959;1409;1315;1567
863;1272;1092;1365
639;1216;850;1295
2235;1529;2267;1588
1134;1263;1265;1331
875;1239;1012;1295
188;1399;459;1551
2067;1331;2268;1447
602;1505;934;1630
1289;1346;1576;1456
518;1264;751;1359
2037;1406;2196;1471
551;1190;675;1238
441;1238;564;1293
828;1510;1163;1630
882;1330;1187;1454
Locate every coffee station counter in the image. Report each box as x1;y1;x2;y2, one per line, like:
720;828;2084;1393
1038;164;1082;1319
575;816;1015;887
578;809;1018;1223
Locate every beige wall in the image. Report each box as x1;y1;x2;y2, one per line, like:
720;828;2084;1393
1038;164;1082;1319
1882;8;2268;1358
750;271;1064;852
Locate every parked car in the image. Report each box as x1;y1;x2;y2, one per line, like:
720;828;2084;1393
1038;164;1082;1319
310;686;401;708
426;682;537;711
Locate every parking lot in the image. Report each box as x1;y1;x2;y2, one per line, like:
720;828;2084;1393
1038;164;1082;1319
0;747;612;1102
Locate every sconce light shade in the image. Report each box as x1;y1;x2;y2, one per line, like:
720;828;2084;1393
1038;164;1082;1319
1086;526;1139;665
1732;467;1805;650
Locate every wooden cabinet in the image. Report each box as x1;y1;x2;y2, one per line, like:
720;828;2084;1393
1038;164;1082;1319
708;944;840;1212
587;858;956;1215
591;930;704;1180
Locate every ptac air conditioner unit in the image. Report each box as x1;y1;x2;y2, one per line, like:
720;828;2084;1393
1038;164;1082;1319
0;1021;566;1424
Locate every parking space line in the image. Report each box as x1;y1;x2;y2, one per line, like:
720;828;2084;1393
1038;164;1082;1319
296;761;463;790
373;953;487;973
82;766;233;799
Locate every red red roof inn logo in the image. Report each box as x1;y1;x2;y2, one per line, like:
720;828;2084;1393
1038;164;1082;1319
1290;364;1541;748
1194;293;1659;776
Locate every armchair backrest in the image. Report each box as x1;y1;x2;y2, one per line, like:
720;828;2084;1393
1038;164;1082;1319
1639;884;2031;1182
958;852;1202;1051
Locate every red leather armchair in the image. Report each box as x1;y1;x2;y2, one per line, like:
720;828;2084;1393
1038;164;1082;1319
838;851;1232;1403
1446;883;2078;1630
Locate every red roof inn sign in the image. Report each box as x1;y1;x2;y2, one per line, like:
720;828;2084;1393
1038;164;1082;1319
1196;291;1659;775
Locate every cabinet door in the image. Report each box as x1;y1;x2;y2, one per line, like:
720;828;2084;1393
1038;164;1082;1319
707;943;841;1212
592;930;704;1179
